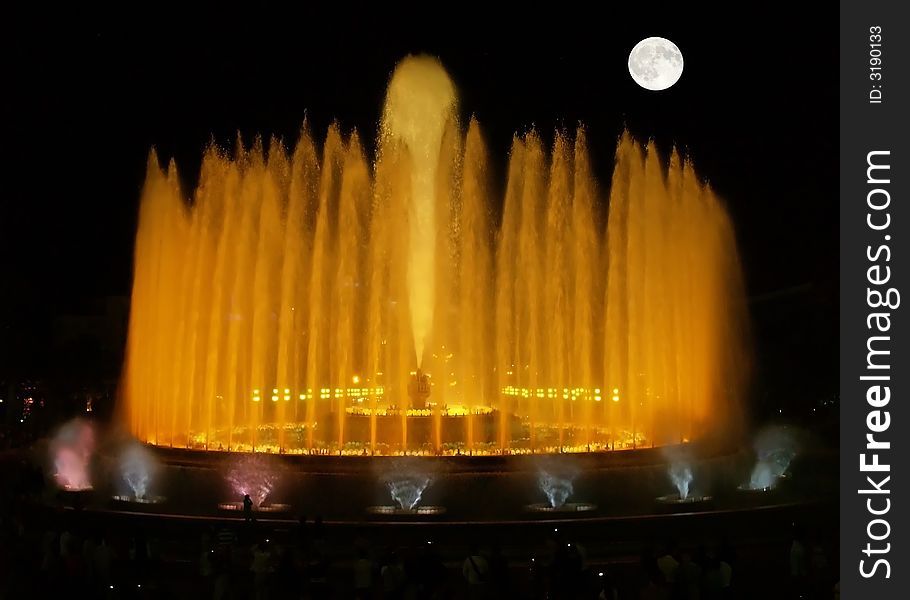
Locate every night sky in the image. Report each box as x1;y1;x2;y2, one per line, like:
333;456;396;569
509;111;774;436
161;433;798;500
3;6;838;415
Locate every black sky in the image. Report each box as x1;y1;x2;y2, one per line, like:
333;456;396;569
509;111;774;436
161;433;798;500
2;6;838;388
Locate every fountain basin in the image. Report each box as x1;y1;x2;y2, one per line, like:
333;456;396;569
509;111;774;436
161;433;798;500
217;502;292;513
737;482;777;493
654;494;713;512
526;502;597;514
57;488;94;509
366;505;446;517
111;495;166;505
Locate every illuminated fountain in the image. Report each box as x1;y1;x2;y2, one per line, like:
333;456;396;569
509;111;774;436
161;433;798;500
50;419;95;492
526;458;595;513
368;459;445;515
122;55;749;457
739;426;798;493
219;454;290;512
112;442;165;504
656;448;711;506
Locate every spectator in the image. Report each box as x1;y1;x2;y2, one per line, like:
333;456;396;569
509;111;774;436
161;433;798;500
702;549;732;600
217;525;237;555
273;543;298;599
243;494;254;523
789;524;808;597
488;542;509;596
809;531;830;599
92;535;112;591
640;567;669;600
381;551;406;598
251;537;274;600
295;515;308;550
674;548;702;600
305;546;330;598
657;540;678;585
598;569;620;600
462;543;490;599
354;547;374;599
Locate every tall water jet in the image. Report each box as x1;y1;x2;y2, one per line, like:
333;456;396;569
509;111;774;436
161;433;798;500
539;471;574;509
50;419;95;492
741;425;798;491
122;55;749;456
657;446;711;506
114;442;162;502
381;55;458;367
221;454;288;511
527;459;595;513
668;461;693;500
368;459;445;515
388;474;432;511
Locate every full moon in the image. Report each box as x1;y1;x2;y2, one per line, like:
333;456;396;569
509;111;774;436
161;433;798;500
628;37;684;91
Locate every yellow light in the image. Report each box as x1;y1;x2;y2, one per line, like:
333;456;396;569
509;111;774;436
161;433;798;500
254;388;260;394
594;388;601;395
272;388;278;394
283;395;290;401
612;388;619;394
612;395;620;402
594;396;602;402
352;375;360;384
299;394;305;400
271;395;279;401
284;388;290;394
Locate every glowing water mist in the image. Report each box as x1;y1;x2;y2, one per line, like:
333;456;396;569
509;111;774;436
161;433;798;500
538;472;575;509
118;442;160;501
226;454;279;507
662;446;694;500
50;419;95;491
381;56;457;366
122;55;749;456
379;459;434;511
746;426;798;490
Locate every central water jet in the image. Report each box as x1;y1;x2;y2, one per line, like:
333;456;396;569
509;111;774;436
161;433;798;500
122;54;749;456
380;55;458;366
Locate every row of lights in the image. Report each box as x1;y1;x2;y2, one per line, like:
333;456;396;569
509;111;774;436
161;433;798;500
345;404;494;417
500;387;621;402
251;383;385;402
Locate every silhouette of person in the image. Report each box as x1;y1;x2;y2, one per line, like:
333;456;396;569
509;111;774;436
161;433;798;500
242;494;254;523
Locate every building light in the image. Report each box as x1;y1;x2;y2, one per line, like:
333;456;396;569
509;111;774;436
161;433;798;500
352;375;360;384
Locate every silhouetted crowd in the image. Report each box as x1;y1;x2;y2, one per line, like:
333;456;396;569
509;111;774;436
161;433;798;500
0;452;838;599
